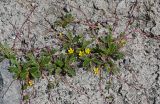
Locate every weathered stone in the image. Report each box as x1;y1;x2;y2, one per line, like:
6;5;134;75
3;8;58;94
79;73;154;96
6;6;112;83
0;60;21;104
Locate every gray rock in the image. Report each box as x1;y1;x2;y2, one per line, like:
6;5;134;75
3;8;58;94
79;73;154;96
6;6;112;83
0;60;21;104
0;72;3;92
0;72;3;104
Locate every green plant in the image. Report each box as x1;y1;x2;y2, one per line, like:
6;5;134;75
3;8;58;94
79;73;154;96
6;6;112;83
54;13;74;28
54;27;126;75
0;27;126;82
91;33;124;74
0;27;127;104
0;16;127;103
0;42;16;61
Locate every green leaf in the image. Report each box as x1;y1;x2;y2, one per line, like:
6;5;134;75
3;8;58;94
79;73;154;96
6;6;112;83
26;53;36;61
39;56;51;66
83;57;91;67
82;40;91;49
112;67;120;75
20;69;28;80
23;95;29;100
29;67;41;78
105;34;113;46
64;13;74;21
72;35;81;43
66;68;76;77
108;60;114;66
8;66;19;77
106;35;111;41
55;60;64;68
47;82;56;90
98;45;108;54
0;42;16;60
92;45;104;53
63;43;71;49
50;48;57;54
45;63;56;74
107;43;117;55
24;60;39;70
104;64;110;74
48;68;54;75
99;37;105;43
92;58;102;65
112;52;124;60
69;55;76;62
106;67;111;74
65;31;73;40
55;67;62;75
55;13;74;28
62;14;74;28
21;84;28;90
62;21;68;28
10;59;19;66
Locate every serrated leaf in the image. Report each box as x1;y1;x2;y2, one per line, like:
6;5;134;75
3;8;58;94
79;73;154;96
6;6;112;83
67;68;76;77
72;35;81;43
55;67;62;75
29;67;41;78
63;43;71;49
0;42;16;59
66;31;73;40
39;56;51;66
105;34;113;46
55;13;74;28
20;69;28;80
82;40;91;49
45;63;56;74
8;66;19;76
83;57;91;67
92;45;103;53
26;53;37;63
69;55;76;62
92;58;103;65
107;43;117;55
55;60;64;68
98;45;108;54
24;60;39;69
112;52;124;60
10;59;19;66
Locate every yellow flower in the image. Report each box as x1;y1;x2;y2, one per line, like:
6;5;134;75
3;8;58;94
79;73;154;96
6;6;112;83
28;80;34;86
85;48;91;54
68;48;74;54
79;51;84;57
93;67;99;75
59;32;63;37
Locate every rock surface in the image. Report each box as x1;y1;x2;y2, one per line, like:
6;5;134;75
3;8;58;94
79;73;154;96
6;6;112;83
0;0;160;104
0;60;21;104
